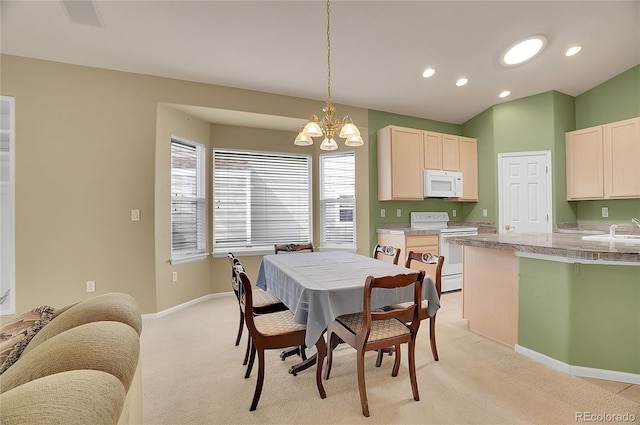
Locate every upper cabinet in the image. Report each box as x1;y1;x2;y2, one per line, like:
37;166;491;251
377;125;478;202
566;117;640;200
377;126;424;200
457;137;478;202
424;132;459;171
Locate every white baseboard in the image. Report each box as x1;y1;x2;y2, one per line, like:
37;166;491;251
515;344;640;385
142;292;234;320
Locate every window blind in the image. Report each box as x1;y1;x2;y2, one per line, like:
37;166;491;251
171;138;206;259
213;149;311;253
320;152;355;248
0;96;15;314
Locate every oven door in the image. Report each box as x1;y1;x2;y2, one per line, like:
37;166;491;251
439;229;477;292
439;234;463;277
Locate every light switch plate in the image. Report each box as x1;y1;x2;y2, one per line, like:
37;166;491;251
131;209;140;221
380;209;385;218
396;209;402;217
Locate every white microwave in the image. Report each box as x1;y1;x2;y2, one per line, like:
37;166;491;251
423;170;463;198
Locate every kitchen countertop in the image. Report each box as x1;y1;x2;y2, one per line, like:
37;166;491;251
376;222;497;236
446;232;640;263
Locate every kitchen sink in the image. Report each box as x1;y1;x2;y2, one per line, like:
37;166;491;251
581;234;640;244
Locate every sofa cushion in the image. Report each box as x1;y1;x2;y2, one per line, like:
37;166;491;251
0;369;126;425
0;305;55;374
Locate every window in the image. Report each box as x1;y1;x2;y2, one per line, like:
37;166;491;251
320;152;355;249
171;137;206;262
213;149;311;254
1;96;15;314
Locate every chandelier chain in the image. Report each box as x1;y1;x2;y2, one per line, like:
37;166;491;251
326;0;331;105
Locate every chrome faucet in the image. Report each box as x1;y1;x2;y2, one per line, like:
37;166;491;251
633;217;640;229
609;224;618;237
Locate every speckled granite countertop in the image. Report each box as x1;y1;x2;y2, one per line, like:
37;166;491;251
447;232;640;263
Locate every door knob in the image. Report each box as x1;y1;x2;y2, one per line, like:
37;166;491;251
505;224;514;231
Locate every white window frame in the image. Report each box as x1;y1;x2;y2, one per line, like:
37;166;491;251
170;136;207;264
1;96;15;314
213;148;312;256
319;151;356;250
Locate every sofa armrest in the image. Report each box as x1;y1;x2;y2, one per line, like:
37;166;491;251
0;321;139;394
0;370;126;425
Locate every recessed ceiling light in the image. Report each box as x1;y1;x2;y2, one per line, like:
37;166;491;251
456;78;468;87
422;68;435;78
565;46;582;57
501;35;547;66
499;91;511;98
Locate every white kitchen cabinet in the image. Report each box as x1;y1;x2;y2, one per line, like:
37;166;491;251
566;117;640;200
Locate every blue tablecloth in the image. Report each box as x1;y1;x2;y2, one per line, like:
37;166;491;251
256;251;440;347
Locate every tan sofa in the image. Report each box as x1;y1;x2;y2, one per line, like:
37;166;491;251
0;292;142;425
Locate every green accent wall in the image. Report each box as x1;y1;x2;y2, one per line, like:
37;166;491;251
519;257;640;374
461;107;495;222
573;64;640;222
575;65;640;128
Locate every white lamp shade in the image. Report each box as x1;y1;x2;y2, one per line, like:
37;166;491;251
344;134;364;147
339;116;360;138
294;132;314;146
320;137;338;151
302;116;323;137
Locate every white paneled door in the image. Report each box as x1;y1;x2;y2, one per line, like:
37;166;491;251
498;151;552;234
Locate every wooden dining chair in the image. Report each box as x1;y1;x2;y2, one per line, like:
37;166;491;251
273;242;313;362
274;242;314;254
375;251;445;367
227;253;286;369
233;264;326;411
372;244;401;265
324;271;425;417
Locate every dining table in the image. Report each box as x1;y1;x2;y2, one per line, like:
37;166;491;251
255;250;440;373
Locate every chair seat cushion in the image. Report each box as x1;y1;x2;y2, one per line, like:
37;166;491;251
252;289;283;309
254;310;306;336
336;313;410;342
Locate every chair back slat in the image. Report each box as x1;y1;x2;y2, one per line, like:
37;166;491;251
274;243;314;254
360;271;424;344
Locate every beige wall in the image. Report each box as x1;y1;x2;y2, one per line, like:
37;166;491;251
0;54;369;315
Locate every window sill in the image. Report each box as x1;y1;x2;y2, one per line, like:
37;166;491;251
211;248;275;258
318;245;357;253
170;253;209;265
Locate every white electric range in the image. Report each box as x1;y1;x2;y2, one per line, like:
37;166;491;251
410;212;477;292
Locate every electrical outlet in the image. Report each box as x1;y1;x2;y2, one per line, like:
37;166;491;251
172;271;178;282
396;209;402;217
131;209;140;221
482;209;488;217
452;209;457;217
601;207;609;218
380;209;385;218
86;281;95;293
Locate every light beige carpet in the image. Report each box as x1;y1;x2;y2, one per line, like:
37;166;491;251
141;292;639;425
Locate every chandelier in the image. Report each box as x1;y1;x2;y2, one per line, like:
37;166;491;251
294;0;363;150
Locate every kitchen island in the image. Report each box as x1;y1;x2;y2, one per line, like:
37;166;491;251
448;231;639;384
